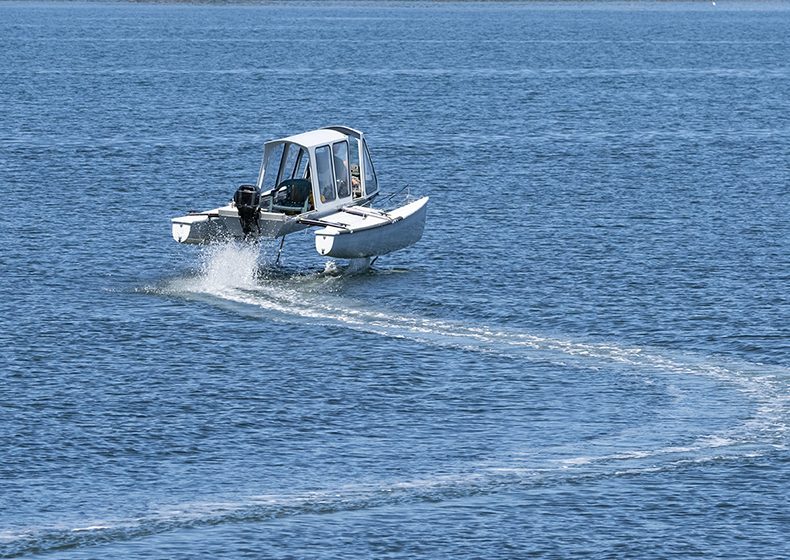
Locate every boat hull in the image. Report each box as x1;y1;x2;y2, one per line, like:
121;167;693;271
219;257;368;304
314;197;429;258
171;206;304;244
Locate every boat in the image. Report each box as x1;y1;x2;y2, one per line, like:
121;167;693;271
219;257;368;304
171;126;428;260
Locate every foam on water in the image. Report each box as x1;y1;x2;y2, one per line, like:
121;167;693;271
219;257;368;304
189;241;263;292
162;244;786;359
68;243;786;560
155;244;788;435
141;244;790;465
0;439;775;558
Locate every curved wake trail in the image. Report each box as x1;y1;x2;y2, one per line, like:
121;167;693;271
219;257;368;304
60;245;783;560
162;252;787;423
151;244;787;453
0;445;770;558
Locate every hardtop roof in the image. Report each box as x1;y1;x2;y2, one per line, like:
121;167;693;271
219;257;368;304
269;127;349;150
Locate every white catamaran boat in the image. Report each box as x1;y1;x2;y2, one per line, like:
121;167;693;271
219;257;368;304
171;126;428;260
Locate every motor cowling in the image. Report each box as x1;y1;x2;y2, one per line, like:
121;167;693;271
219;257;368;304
233;185;261;237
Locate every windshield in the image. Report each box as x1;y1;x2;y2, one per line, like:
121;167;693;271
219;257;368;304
261;142;312;193
261;143;285;193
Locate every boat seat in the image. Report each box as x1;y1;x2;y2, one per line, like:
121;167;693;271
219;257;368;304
268;178;312;214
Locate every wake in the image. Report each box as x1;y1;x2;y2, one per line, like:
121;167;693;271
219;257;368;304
0;446;773;558
38;242;778;559
1;431;779;559
150;242;787;446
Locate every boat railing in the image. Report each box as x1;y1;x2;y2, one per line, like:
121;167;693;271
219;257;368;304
371;184;413;209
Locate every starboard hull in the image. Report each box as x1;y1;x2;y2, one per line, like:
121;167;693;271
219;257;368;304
314;197;429;258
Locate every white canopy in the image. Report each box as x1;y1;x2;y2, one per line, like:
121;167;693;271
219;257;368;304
273;128;344;150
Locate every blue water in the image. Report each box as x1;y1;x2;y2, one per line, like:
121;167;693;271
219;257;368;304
1;1;788;558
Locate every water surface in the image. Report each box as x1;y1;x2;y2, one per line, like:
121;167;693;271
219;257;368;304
1;2;788;558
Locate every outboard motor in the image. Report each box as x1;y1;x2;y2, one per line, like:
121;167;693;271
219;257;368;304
233;184;261;237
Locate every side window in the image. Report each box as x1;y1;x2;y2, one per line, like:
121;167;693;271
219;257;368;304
262;143;285;193
363;142;378;195
348;136;362;198
315;145;335;203
333;141;351;199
